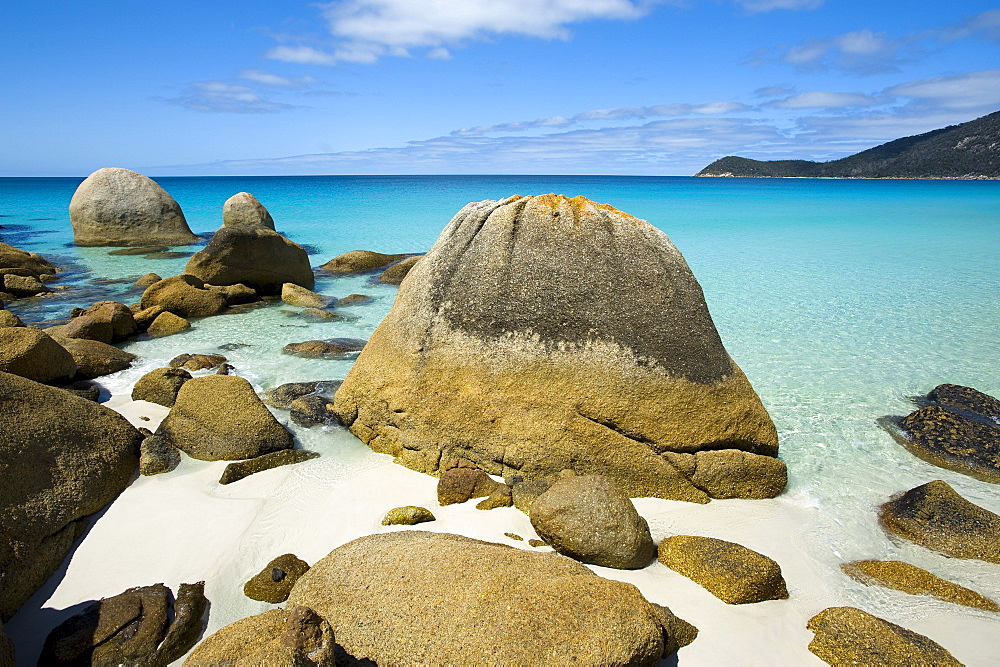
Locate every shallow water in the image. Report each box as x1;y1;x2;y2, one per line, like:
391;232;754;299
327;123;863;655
2;175;999;663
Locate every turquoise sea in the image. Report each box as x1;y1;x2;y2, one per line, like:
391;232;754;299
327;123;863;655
3;175;1000;662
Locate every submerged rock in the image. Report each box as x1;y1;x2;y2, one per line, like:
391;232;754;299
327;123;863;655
283;338;366;358
806;606;961;666
157;375;294;461
289;395;337;427
218;449;319;484
337;293;373;307
244;554;311;603
288;530;691;664
222;192;275;229
169;352;227;371
333;195;779;501
320;249;412;274
842;560;1000;611
0;372;141;619
262;380;342;408
109;246;168;256
69;168;198;247
186;606;335;667
530;474;655;570
879;479;1000;563
184;225;314;294
658;535;788;604
382;505;436;525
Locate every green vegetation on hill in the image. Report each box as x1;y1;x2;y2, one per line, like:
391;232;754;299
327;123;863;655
697;110;1000;179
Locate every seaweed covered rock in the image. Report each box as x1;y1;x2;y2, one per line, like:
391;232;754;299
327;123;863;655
0;372;141;619
806;606;961;666
222;192;275;229
658;535;788;604
283;338;366;358
332;195;779;502
156;375;293;461
288;530;691;664
140;275;227;318
928;383;1000;420
186;606;335;666
69;168;198;247
530;474;655;569
879;480;1000;563
842;560;1000;611
244;554;311;603
320;250;411;274
891;403;1000;483
132;367;192;407
0;326;77;383
39;582;207;665
184;225;314;294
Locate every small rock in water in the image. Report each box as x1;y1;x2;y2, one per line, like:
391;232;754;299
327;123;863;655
290;395;337;427
283;338;366;358
320;249;412;274
244;554;310;603
219;342;250;351
382;506;436;526
841;559;1000;611
337;293;373;306
108;246;168;256
281;282;331;308
145;251;191;259
169;352;227;371
132;272;163;287
927;383;1000;421
262;380;341;408
298;307;340;321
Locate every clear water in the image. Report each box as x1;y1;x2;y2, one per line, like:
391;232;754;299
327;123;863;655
2;175;999;661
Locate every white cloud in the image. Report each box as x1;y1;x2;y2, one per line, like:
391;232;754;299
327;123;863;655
164;81;296;114
780;29;902;74
736;0;823;13
269;0;654;65
770;91;881;109
238;69;316;87
886;69;1000;110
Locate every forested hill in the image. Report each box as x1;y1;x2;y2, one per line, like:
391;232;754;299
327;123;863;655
696;110;1000;179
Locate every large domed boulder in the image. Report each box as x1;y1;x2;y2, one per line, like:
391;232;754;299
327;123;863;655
184;226;313;294
288;530;693;664
0;372;141;619
156;374;293;460
0;326;77;383
332;195;779;502
222;192;275;229
68;168;198;247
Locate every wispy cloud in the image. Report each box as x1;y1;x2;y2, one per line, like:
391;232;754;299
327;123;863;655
735;0;823;14
938;8;1000;42
269;0;656;65
238;69;316;88
163;81;297;114
768;91;882;109
886;69;1000;111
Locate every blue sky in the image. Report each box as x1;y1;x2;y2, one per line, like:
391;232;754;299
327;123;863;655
3;1;999;176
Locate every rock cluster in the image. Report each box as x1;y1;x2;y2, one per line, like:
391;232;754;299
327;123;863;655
333;195;781;502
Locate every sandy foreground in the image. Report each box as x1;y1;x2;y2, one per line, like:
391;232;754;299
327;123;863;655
6;396;999;666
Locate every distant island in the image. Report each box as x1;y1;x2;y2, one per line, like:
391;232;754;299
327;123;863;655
696;110;1000;179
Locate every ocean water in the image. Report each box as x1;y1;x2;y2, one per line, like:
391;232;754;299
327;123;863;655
2;175;1000;661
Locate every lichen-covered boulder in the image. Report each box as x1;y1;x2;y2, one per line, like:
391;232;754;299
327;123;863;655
879;480;1000;563
0;326;77;383
222;192;275;229
184;225;313;294
530;474;655;569
156;375;294;461
281;283;330;308
842;560;1000;611
185;606;335;666
0;242;57;277
146;311;190;337
382;505;436;525
806;607;961;666
663;449;788;499
132;367;192;407
288;531;690;664
320;249;411;274
658;535;788;604
333;195;778;502
140;275;227;318
244;554;311;603
51;336;136;379
378;255;421;284
69;168;198;247
0;372;141;619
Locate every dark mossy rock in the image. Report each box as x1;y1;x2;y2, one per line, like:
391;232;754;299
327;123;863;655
890;405;1000;483
244;554;311;603
476;483;513;510
437;464;503;506
0;372;141;618
51;336;136;379
378;255;421;284
927;383;1000;420
219;449;320;485
337;293;373;307
298;307;340;321
262;380;342;408
38;582;207;665
140;274;227;318
658;535;788;604
50;313;114;344
842;559;1000;611
806;606;961;666
184;225;314;294
282;338;367;359
61;380;102;402
0;310;23;328
290;395;337;427
509;476;554;513
186;606;335;666
319;250;412;274
879;479;1000;563
0;326;77;383
109;246;168;256
132;367;192;407
169;352;227;371
139;435;182;476
146;311;190;337
381;505;436;525
157;375;293;461
530;474;655;570
0;621;13;666
3;274;49;296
